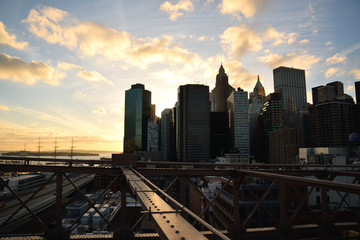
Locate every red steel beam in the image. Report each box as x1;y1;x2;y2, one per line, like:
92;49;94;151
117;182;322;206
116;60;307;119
237;169;360;194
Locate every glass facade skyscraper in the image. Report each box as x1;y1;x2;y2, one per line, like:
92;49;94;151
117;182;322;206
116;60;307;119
273;66;307;127
124;84;151;153
227;88;249;154
177;84;210;162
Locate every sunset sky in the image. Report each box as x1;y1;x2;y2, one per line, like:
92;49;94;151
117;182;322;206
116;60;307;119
0;0;360;152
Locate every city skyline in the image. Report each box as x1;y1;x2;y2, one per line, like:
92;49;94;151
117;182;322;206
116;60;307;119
1;0;360;151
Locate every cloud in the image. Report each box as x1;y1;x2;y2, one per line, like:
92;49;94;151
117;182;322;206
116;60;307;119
259;51;321;70
0;21;28;49
0;105;10;111
263;26;299;46
346;85;354;91
224;60;258;89
299;39;309;44
92;107;106;114
196;36;206;41
57;62;114;85
160;0;194;20
325;41;332;46
219;0;266;18
308;2;315;14
57;61;82;70
325;67;339;78
75;90;86;98
57;61;112;85
0;52;65;85
326;53;346;64
349;69;360;79
77;70;113;85
24;6;205;70
221;25;263;58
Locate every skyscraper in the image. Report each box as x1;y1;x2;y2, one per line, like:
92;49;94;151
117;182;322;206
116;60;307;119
255;92;283;163
249;75;266;156
326;81;344;96
273;66;307;127
177;84;210;162
161;109;171;161
355;81;360;104
210;64;234;112
123;83;151;153
227;88;249;154
312;81;344;105
314;95;355;147
249;75;266;103
269;128;301;164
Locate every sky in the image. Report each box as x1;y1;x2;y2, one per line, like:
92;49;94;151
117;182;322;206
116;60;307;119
0;0;360;152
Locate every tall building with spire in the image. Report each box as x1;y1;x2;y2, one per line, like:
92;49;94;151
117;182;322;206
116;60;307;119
210;64;234;112
249;75;266;156
249;75;266;103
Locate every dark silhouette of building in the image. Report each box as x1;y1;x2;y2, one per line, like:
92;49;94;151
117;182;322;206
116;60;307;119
161;109;171;161
169;106;177;162
355;81;360;104
269;128;301;164
249;75;266;156
255;92;283;163
312;81;344;105
177;84;210;162
273;66;307;128
210;112;229;158
210;64;234;112
209;64;234;158
327;81;344;96
123;84;151;153
314;95;356;147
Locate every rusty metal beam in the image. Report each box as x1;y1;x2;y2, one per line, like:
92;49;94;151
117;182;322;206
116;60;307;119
121;167;210;240
237;169;360;194
242;181;278;226
0;176;48;231
56;173;63;233
192;177;232;225
0;164;118;175
126;167;231;240
1;172;56;227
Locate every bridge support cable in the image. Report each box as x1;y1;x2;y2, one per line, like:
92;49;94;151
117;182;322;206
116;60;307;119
123;167;231;240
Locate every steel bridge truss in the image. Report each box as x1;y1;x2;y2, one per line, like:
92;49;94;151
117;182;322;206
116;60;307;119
0;157;360;239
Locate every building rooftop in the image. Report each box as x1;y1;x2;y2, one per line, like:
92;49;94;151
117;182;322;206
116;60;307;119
7;174;41;181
